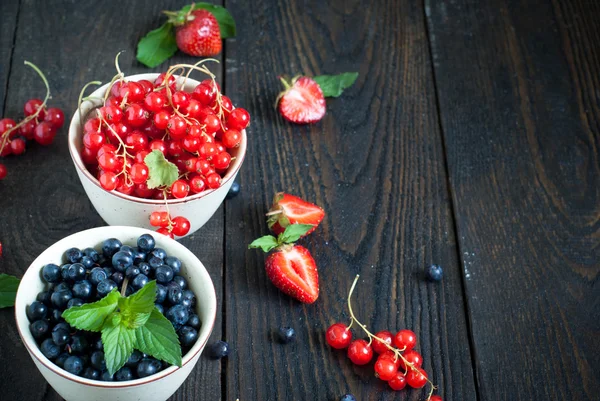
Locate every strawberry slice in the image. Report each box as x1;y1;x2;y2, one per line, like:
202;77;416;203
249;224;319;303
277;76;326;124
267;192;325;237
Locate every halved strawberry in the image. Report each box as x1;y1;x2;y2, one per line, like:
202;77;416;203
276;76;326;124
267;192;325;237
249;224;319;303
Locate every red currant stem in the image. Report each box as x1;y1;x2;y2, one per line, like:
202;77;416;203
179;58;219;90
162;190;174;232
0;61;51;153
346;274;437;391
77;80;102;128
120;276;129;297
103;72;124;104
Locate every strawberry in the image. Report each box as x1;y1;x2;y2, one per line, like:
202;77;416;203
249;224;319;303
174;10;222;57
276;76;326;124
267;192;325;237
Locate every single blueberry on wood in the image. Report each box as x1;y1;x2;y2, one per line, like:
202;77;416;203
277;327;296;344
208;341;230;359
226;181;240;199
426;264;443;281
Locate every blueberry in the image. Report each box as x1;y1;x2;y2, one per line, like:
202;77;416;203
172;275;187;290
67;298;84;308
340;395;356;401
101;371;114;381
49;308;64;324
70;334;89;354
36;290;52;305
125;266;140;278
83;247;100;262
147;256;163;270
155;265;174;284
426;264;443;281
52;282;70;293
65;247;83;264
277;327;296;344
91;351;106;371
226;181;240;199
125;285;135;296
60;264;71;281
67;263;86;281
112;251;133;272
27;301;48;321
165;304;189;329
115;366;133;381
150;248;167;260
154;304;164;314
93;337;103;350
64;356;84;375
187;314;201;330
83;367;100;380
55;353;70;368
119;245;135;256
40;338;61;359
102;238;122;258
132;274;149;290
137;262;151;276
80;255;95;269
132;250;146;264
181;290;196;309
30;319;50;341
136;358;161;378
51;290;73;310
163;256;181;274
89;267;107;285
167;282;183;305
125;350;143;367
178;326;198;347
208;341;229;359
73;280;93;299
97;279;117;297
52;322;70;332
137;234;156;253
102;266;114;276
41;263;61;283
156;284;167;303
111;272;124;286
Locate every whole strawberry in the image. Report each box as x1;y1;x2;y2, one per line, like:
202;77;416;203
175;9;222;57
249;224;319;303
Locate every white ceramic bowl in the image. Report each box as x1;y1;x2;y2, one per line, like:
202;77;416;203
15;226;217;401
68;73;247;237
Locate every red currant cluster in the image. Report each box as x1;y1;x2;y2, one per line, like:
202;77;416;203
326;275;442;401
0;62;64;180
149;211;191;238
80;63;249;199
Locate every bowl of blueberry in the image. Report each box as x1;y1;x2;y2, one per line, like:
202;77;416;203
14;226;217;401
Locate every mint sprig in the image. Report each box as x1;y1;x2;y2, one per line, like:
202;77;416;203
313;72;359;98
0;273;20;308
62;280;182;375
248;224;314;253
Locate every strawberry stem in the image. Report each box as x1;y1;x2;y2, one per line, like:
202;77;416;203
265;210;283;217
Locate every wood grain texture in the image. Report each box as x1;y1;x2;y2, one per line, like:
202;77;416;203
0;0;19;114
0;1;225;400
224;0;476;400
426;0;600;399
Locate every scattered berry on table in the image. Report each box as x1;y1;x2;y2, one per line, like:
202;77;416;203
347;339;373;365
372;330;393;354
393;329;417;351
267;192;325;237
430;396;443;401
277;326;296;344
426;264;443;281
226;181;240;199
208;340;230;359
340;395;356;401
325;323;352;349
277;76;326;124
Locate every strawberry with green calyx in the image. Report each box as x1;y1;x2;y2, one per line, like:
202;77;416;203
137;2;236;68
276;72;359;124
267;193;325;238
249;224;319;304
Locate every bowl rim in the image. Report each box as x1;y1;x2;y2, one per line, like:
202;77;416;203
14;226;217;388
67;72;247;205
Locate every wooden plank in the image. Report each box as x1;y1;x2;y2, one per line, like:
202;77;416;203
224;0;476;400
0;1;224;400
426;0;600;399
0;0;19;114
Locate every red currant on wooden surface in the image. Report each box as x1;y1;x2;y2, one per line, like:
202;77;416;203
388;372;407;390
372;330;393;354
400;350;422;370
406;367;428;388
0;163;7;180
347;339;373;365
374;355;398;381
393;329;417;351
325;323;352;349
171;216;191;236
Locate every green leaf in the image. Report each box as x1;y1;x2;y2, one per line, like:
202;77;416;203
135;307;182;367
118;281;157;329
102;316;136;375
0;274;20;308
248;235;280;253
184;3;236;38
62;289;120;332
278;224;315;244
313;72;359;98
136;23;178;68
145;150;179;189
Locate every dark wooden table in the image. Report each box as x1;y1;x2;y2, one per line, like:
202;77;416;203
0;0;598;400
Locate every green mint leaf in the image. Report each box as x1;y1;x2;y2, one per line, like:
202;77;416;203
313;72;359;98
136;23;177;68
0;274;20;308
248;235;280;253
62;289;120;332
145;150;179;189
278;224;315;244
184;3;236;38
135;307;182;367
102;315;136;376
118;281;157;329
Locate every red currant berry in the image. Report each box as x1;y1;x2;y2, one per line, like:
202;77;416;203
430;396;442;401
105;96;121;108
182;135;200;153
189;175;207;193
347;339;373;365
192;83;216;105
150;211;170;227
84;118;101;134
213;152;231;170
203;114;221;134
194;158;211;175
184;157;198;173
167;116;187;139
116;178;135;195
97;151;120;172
110;81;127;99
135;150;150;164
393;329;417;351
19;120;36;139
99;172;118;191
171;179;189;198
150;140;167;155
220;96;233;115
130;163;149;184
154;73;176;90
144;92;167;113
199;142;218;159
325;323;353;349
138;79;154;94
83;131;106;152
125;103;150;127
97;143;117;157
214;141;226;153
81;147;97;165
171;216;191;236
120;82;145;103
227;108;250;130
0;163;6;180
0;145;11;157
400;350;423;370
374;355;398;381
185;99;203;119
172;91;190;110
33;122;56;146
98;105;123;124
43;108;65;129
134;182;155;198
24;98;45;118
167;140;183;158
201;78;220;93
153;110;171;130
388;372;407;391
205;172;221;189
126;131;149;153
10;138;26;155
156;227;174;239
406;367;428;388
199;133;215;145
222;129;242;149
0;118;16;133
372;330;393;354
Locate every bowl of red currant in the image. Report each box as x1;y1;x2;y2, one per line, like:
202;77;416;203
68;63;248;238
